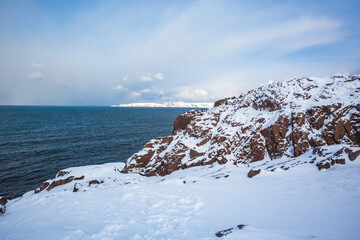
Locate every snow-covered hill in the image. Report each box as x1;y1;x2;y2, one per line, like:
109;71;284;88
123;75;360;177
111;102;213;108
0;74;359;239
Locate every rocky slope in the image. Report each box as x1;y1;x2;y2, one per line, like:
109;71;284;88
123;75;360;177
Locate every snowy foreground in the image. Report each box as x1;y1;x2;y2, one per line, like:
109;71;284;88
1;152;360;240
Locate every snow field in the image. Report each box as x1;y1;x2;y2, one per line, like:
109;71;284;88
1;155;360;240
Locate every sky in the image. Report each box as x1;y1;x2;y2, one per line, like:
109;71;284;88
0;0;359;106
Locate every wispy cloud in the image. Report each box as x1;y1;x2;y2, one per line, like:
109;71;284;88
129;91;141;99
30;61;44;68
28;71;43;80
139;75;153;82
139;72;165;82
153;73;164;80
112;84;127;91
141;89;150;93
128;87;165;100
173;87;209;101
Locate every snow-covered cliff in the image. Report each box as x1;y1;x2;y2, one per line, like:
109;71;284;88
123;75;360;177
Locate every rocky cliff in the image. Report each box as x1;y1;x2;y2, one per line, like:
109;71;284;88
123;75;360;177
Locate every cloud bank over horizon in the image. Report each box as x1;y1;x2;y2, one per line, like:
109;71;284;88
0;0;359;105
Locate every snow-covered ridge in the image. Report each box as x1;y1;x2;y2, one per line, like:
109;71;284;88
111;102;213;108
123;75;360;176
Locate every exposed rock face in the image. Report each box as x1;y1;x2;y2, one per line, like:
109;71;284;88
124;75;360;176
172;110;198;134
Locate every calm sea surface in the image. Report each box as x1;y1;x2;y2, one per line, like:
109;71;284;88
0;106;192;199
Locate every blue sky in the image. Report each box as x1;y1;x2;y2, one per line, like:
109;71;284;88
0;0;359;105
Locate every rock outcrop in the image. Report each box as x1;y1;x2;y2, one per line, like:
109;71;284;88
247;169;261;178
0;196;7;214
35;170;85;194
88;180;104;186
123;75;360;176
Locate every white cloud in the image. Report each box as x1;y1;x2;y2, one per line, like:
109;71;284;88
153;73;164;80
139;73;164;82
141;89;150;93
139;75;153;82
28;71;43;80
112;84;127;91
122;76;129;82
30;61;44;68
127;87;165;100
129;91;141;98
174;88;209;101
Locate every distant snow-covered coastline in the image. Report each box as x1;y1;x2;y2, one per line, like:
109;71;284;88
111;102;213;108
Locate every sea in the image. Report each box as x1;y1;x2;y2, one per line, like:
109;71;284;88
0;106;193;199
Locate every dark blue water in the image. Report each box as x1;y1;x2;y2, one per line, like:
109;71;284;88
0;106;191;199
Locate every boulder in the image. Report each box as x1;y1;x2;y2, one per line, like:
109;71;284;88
247;169;261;178
345;148;360;161
88;180;104;186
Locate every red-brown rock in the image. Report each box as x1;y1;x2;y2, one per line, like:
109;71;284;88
172;111;198;134
214;99;227;107
335;158;345;165
73;183;82;192
0;196;7;215
34;181;50;194
0;196;7;206
345;148;360;161
89;180;103;186
190;149;204;159
247;169;261;178
56;170;70;178
316;162;331;170
35;175;85;193
250;134;265;162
